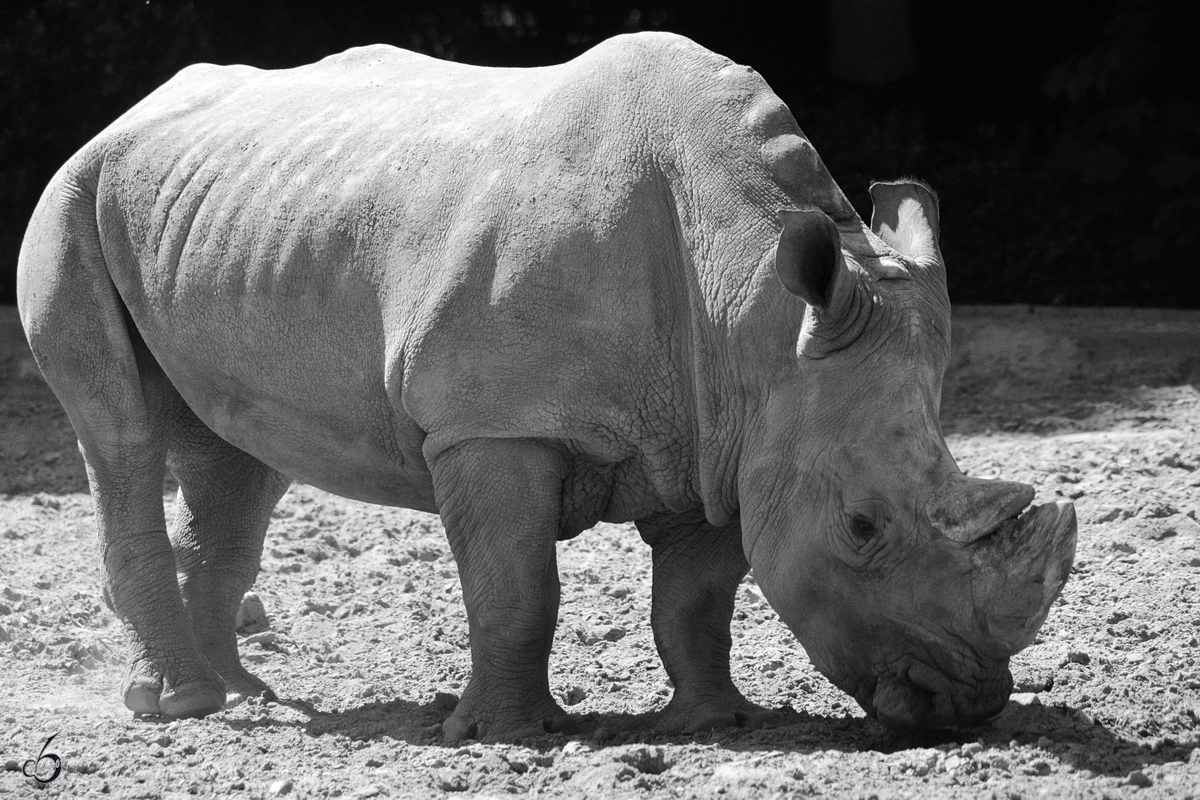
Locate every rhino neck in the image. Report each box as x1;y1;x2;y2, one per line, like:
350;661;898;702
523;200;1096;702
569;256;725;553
641;47;862;525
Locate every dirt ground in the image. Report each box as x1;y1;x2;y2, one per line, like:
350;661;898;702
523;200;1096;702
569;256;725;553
1;303;1198;799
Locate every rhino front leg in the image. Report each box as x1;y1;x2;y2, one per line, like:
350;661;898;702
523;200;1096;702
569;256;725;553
431;438;569;742
637;512;778;732
167;409;291;708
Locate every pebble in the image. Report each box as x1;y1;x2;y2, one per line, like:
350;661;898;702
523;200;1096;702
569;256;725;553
1009;692;1041;706
574;624;626;645
268;778;294;795
1125;769;1153;787
29;493;60;510
236;592;269;633
1067;650;1091;665
561;740;590;756
242;631;277;646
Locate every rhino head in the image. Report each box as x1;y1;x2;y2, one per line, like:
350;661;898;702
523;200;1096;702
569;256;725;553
739;180;1077;729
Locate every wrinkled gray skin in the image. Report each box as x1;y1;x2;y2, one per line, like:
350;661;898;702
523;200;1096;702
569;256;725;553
18;33;1076;740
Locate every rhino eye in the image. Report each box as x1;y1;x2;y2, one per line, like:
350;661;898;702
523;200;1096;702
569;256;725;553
850;513;879;538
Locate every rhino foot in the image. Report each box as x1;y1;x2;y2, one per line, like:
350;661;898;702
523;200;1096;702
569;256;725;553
123;657;226;719
656;695;783;734
221;666;277;709
441;700;571;743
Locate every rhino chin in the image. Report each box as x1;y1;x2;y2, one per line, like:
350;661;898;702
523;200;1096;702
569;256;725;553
868;668;1012;731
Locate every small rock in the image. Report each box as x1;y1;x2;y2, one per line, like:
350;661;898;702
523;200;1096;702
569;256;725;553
302;599;337;616
0;625;10;643
1067;651;1091;665
960;742;983;757
600;625;627;642
562;686;587;706
30;493;60;509
436;769;469;792
1158;453;1195;470
561;740;590;756
236;592;269;634
306;545;331;562
410;545;442;562
320;533;340;550
242;631;277;646
364;757;384;768
1142;502;1178;519
1009;692;1041;707
603;586;631;598
741;585;769;609
1036;735;1053;749
1162;515;1200;539
4;759;18;772
351;785;381;798
268;778;293;795
1075;710;1095;726
1124;769;1152;787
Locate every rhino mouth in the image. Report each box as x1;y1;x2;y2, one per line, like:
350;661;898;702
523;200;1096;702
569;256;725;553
867;661;1013;730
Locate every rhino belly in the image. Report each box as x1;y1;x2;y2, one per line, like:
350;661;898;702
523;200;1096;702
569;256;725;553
136;299;438;512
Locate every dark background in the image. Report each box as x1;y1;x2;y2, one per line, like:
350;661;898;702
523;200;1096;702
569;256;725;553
1;0;1196;307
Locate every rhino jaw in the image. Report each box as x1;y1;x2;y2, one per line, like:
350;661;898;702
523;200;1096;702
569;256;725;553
969;500;1078;655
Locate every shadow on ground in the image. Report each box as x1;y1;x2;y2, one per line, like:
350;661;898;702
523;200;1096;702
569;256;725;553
204;691;1197;780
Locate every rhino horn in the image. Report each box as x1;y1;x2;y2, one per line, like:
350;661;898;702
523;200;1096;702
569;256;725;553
869;180;940;261
925;473;1035;544
970;500;1078;654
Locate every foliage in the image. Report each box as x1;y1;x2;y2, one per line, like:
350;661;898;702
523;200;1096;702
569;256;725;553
0;1;1194;306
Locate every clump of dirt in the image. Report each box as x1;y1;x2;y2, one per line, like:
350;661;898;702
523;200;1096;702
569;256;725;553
2;305;1198;798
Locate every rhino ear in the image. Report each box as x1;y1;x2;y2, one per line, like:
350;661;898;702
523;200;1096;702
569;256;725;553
869;179;940;260
774;208;843;309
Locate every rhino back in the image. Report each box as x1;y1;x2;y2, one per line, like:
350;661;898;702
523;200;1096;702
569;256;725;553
67;33;829;523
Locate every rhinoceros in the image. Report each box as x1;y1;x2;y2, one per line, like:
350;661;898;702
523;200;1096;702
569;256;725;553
17;32;1076;739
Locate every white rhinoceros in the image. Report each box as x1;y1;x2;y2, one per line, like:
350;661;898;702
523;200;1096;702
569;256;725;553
17;32;1076;739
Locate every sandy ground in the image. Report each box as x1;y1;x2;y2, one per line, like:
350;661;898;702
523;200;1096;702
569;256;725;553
1;303;1198;799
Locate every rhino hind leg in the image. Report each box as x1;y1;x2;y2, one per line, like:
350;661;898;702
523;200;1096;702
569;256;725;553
20;259;225;716
167;408;291;708
432;438;570;742
637;513;779;732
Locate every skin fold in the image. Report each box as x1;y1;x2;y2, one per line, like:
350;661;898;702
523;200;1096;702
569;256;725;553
17;32;1076;739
